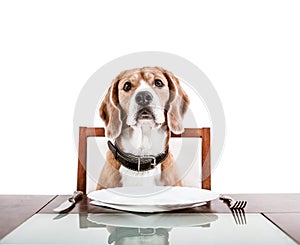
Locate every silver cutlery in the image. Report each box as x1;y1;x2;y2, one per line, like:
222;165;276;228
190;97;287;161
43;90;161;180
53;191;83;213
220;195;247;225
219;195;247;209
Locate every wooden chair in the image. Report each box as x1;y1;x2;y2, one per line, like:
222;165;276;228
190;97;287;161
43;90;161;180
77;127;211;194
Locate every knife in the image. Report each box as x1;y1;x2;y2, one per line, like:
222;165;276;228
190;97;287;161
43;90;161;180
53;191;83;213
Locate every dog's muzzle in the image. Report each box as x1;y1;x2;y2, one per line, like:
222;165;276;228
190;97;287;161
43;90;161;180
135;91;155;120
136;108;155;120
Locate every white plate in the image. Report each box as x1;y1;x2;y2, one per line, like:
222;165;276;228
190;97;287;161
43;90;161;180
87;213;218;228
90;200;206;213
88;186;218;206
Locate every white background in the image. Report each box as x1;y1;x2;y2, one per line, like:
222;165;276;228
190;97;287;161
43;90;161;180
0;0;299;194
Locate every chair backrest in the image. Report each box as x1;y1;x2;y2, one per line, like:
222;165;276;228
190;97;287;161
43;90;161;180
77;127;211;194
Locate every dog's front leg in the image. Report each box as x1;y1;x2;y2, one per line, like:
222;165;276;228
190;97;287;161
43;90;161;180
96;162;122;190
160;166;183;186
160;154;183;187
96;152;122;190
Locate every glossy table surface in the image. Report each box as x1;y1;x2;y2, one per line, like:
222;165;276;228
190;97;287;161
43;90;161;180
1;194;300;244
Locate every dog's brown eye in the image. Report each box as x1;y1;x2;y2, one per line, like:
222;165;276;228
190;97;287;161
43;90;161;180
154;79;164;88
123;82;132;92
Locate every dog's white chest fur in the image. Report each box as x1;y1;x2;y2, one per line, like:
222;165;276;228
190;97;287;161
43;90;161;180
120;166;162;186
120;123;167;155
119;123;167;186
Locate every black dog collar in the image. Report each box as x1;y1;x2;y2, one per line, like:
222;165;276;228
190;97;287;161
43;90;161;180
107;141;169;172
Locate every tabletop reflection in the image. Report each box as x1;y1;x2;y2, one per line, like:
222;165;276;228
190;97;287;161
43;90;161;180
0;213;297;244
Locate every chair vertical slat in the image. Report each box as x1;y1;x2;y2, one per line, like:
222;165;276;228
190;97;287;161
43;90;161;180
77;127;87;194
201;128;211;190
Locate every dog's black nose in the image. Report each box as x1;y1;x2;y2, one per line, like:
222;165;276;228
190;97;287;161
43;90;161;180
135;91;153;106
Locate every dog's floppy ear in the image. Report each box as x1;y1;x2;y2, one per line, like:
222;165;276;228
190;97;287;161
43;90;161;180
164;70;190;134
100;78;122;139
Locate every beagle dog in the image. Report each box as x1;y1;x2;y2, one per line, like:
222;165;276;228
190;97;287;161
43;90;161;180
97;67;189;189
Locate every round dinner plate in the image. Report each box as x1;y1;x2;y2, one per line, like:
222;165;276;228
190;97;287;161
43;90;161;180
89;200;207;213
88;186;219;206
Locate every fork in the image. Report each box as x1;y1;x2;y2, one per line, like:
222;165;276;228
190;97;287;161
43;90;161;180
219;195;247;209
220;195;247;225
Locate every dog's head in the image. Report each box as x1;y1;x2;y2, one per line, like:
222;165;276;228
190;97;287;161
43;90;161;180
100;67;190;139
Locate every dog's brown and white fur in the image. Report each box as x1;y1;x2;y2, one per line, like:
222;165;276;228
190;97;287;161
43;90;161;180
97;67;189;189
